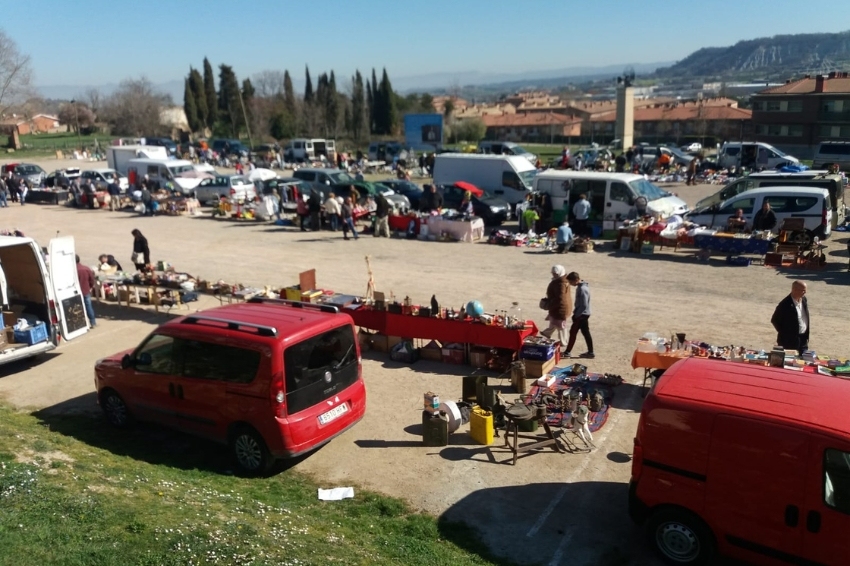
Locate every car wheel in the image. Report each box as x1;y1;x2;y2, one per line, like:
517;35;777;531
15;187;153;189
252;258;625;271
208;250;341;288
101;389;131;428
229;426;273;476
646;508;715;565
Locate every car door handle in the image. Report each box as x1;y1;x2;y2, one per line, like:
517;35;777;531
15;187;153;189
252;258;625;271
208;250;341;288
806;510;821;533
169;383;176;397
177;385;184;400
784;504;799;527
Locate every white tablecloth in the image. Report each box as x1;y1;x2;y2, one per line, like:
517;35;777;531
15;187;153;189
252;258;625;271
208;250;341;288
425;217;485;242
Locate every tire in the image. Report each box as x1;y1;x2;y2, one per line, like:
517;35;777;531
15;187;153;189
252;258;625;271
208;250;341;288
229;426;273;476
101;390;131;428
646;507;715;565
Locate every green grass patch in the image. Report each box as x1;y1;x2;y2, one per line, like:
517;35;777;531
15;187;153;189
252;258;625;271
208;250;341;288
0;404;511;566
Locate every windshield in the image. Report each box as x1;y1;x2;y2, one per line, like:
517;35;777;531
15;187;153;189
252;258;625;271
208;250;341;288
168;164;195;175
329;172;356;184
518;169;537;188
629;178;670;201
375;184;394;195
768;145;787;157
102;171;116;180
668;147;689;159
509;144;530;155
17;164;43;175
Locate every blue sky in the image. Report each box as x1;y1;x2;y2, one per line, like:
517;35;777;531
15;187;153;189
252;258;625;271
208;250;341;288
6;0;850;90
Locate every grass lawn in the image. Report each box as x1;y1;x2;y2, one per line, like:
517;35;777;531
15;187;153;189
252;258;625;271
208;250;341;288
0;403;509;566
7;133;109;158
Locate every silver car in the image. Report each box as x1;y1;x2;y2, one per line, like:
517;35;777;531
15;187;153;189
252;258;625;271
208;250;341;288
194;175;257;205
10;163;46;186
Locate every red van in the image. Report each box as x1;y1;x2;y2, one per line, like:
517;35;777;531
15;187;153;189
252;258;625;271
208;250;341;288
94;298;366;475
630;358;850;566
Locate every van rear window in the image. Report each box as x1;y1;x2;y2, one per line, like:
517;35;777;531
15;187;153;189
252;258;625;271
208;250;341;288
283;325;358;415
820;144;850;155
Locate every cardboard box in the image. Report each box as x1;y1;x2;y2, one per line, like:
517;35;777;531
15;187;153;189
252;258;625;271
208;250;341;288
442;347;466;365
469;347;489;369
387;336;403;351
2;311;15;327
0;326;12;347
419;340;442;361
371;334;389;353
575;241;595;253
523;357;556;378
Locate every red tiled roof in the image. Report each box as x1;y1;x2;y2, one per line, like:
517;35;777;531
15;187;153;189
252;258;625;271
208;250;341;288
480;112;582;127
590;105;751;122
759;74;850;94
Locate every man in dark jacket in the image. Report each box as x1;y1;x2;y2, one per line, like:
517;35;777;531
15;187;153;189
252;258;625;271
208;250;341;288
75;254;96;327
771;280;809;354
419;185;443;213
308;189;322;231
541;265;570;348
374;193;390;237
106;180;122;211
752;201;777;231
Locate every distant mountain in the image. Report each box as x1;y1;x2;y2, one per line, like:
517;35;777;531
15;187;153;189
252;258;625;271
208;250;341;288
655;30;850;80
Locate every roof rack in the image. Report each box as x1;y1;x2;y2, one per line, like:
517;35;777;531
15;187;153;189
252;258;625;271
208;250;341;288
180;314;278;337
246;296;340;314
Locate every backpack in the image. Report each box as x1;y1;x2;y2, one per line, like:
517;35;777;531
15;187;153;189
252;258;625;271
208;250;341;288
588;390;604;413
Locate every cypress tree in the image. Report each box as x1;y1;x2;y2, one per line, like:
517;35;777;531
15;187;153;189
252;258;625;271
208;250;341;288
183;77;200;133
203;57;218;127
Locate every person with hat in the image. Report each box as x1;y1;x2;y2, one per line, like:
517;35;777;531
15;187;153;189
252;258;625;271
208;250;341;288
540;265;571;349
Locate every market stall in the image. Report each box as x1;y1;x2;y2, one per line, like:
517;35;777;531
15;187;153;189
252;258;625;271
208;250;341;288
26;188;70;205
423;216;485;242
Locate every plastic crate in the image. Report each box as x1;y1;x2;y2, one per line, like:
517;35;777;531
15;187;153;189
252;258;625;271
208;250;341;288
520;341;557;361
13;322;48;345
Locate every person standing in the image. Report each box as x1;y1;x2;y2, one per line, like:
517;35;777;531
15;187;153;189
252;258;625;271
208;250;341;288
131;229;150;271
75;254;96;327
771;281;809;354
324;192;341;231
540;265;571;349
0;176;7;208
6;175;19;203
419;184;443;213
308;189;322;231
564;272;594;358
374;192;391;237
752;201;777;232
296;195;309;231
106;179;122;211
341;197;359;240
522;206;539;234
572;193;591;237
18;179;28;205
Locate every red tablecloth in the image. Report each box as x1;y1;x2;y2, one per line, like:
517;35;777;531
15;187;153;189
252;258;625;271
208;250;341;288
345;306;537;351
389;215;420;233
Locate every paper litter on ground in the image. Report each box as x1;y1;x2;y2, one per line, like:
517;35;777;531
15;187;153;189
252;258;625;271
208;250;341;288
318;487;355;501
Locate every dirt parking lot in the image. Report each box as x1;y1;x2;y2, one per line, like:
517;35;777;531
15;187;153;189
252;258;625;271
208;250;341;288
1;157;849;565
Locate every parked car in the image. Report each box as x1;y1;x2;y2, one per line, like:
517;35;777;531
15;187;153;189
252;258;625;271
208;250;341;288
291;168;409;211
812;140;850;171
2;163;46;186
143;136;178;156
194;175;257;205
261;177;311;211
94;298;367;475
630;357;850;566
211;139;249;157
43;167;81;188
682;142;702;152
81;168;129;192
379;179;425;210
436;183;511;225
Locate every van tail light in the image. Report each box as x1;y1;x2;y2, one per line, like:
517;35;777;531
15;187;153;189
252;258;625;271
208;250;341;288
822;206;828;226
230;188;236;196
270;372;285;418
631;437;643;480
48;299;58;325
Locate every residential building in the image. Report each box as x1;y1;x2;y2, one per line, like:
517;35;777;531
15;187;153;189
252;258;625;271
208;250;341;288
751;72;850;158
0;118;30;135
478;112;582;143
30;114;61;133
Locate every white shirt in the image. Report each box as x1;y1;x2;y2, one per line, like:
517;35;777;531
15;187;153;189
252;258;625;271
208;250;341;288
793;297;807;334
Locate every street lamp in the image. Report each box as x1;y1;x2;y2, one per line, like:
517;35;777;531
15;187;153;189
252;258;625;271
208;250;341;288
70;99;82;151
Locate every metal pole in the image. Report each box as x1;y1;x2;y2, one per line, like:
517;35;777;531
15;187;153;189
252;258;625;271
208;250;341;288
71;99;82;150
237;89;253;150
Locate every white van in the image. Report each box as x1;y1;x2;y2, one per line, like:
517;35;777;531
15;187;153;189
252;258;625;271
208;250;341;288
127;158;201;196
477;141;537;164
433;154;537;205
693;171;845;229
0;236;88;367
368;141;403;163
686;187;832;239
284;139;336;163
106;145;169;175
812;141;850;171
533;171;689;222
718;142;799;170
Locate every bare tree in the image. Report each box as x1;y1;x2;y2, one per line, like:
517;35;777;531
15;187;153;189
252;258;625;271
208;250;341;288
253;70;286;98
83;87;102;116
100;77;171;136
58;102;96;132
0;29;34;115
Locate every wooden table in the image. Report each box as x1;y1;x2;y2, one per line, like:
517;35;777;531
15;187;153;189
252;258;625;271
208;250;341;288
503;415;562;465
631;349;691;387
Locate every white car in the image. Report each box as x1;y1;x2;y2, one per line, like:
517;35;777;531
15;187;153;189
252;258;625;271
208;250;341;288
682;142;702;153
81;168;129;192
194;175;257;205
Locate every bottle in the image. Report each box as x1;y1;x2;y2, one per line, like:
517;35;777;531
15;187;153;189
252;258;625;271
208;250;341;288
509;302;522;329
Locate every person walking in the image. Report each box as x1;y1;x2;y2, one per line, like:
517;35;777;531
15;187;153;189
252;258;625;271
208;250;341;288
106;179;122;211
771;280;810;354
131;229;150;271
374;192;391;237
75;254;96;327
540;265;571;349
308;189;322;231
564;272;594;358
341;197;359;240
572;193;591;237
324;192;341;231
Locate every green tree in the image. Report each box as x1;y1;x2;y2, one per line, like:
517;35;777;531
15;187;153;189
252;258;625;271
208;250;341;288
370;68;379;133
304;66;314;103
241;77;255;133
351;70;366;142
283;70;296;119
453;118;486;142
420;93;434;113
443;98;455;119
377;68;396;135
366;79;373;134
202;57;217;127
326;71;339;137
188;67;207;129
269;109;295;140
217;64;241;137
183;77;200;133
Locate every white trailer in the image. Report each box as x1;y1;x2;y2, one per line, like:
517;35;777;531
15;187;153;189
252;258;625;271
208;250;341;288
106;145;168;176
432;153;538;205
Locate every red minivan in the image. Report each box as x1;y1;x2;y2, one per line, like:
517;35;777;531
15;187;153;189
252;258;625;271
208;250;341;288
94;298;366;475
630;357;850;566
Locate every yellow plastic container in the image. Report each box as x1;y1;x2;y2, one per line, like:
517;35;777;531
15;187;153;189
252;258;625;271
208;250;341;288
470;407;494;445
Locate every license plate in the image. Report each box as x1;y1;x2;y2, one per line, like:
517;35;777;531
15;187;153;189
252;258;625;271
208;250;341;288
318;403;349;425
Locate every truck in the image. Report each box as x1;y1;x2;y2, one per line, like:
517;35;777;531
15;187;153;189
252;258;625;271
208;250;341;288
106;145;169;176
432;153;538;205
283;139;336;163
